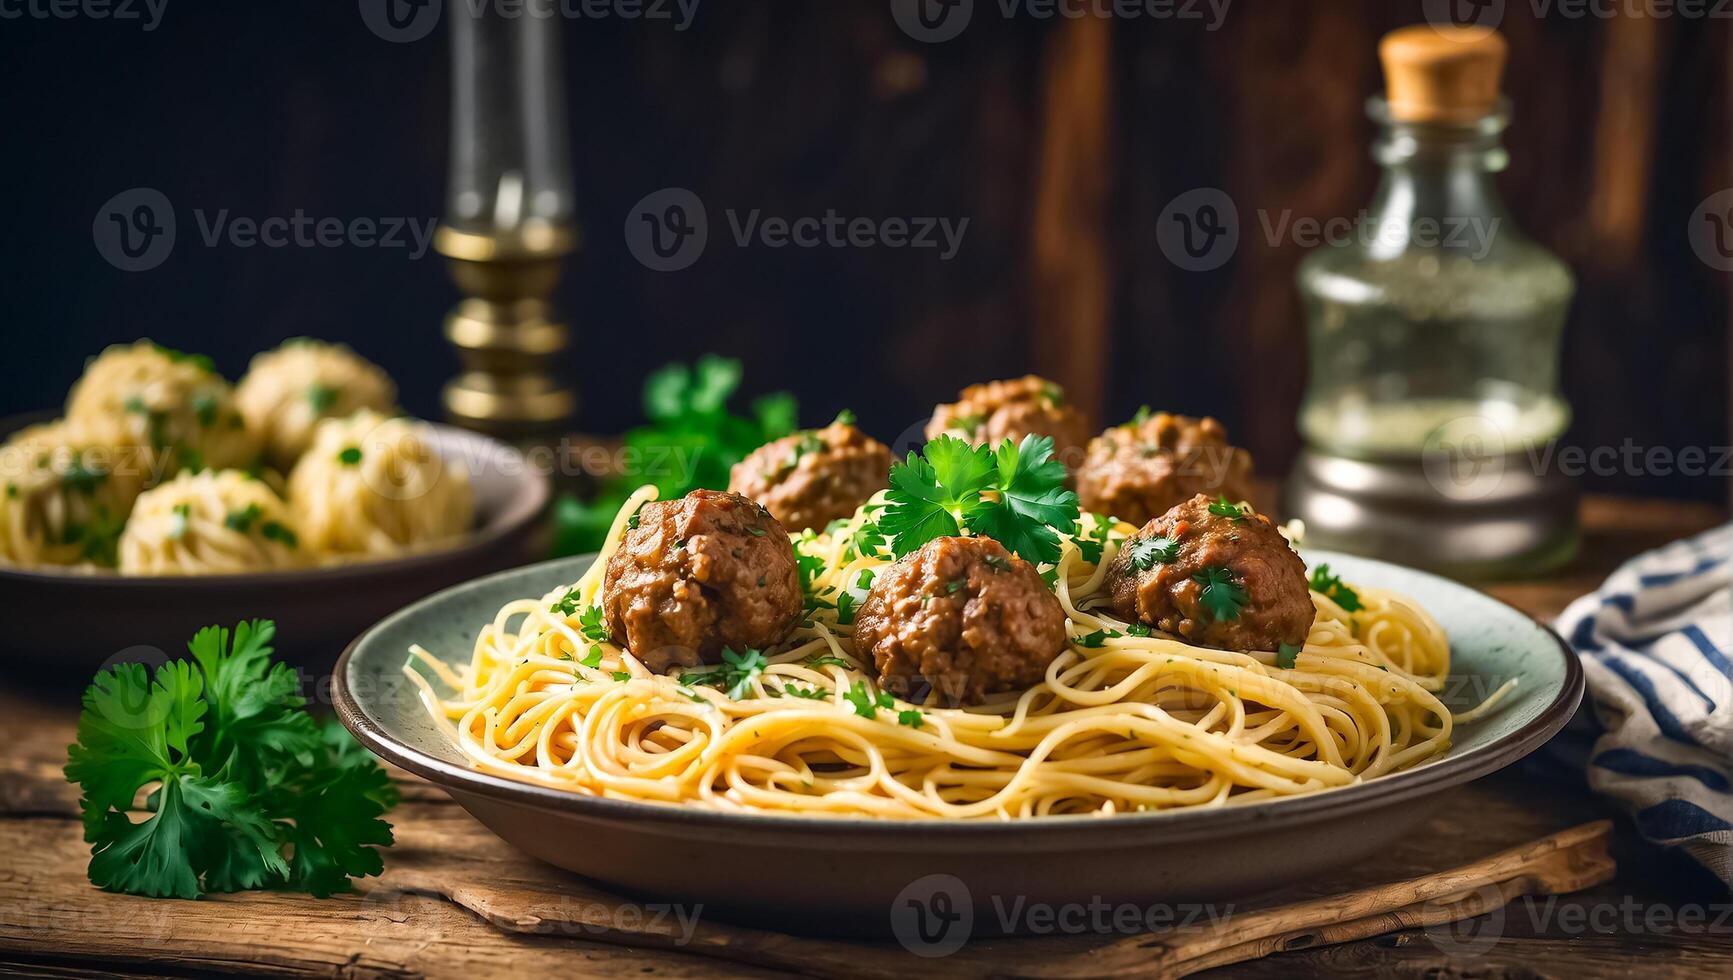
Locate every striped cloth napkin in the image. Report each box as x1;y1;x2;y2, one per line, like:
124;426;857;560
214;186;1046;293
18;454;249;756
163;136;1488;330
1555;523;1732;886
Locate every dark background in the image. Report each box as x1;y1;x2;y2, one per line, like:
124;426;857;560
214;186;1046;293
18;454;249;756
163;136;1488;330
2;1;1728;502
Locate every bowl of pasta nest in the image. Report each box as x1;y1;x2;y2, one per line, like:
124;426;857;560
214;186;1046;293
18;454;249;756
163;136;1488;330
335;392;1582;937
0;339;546;671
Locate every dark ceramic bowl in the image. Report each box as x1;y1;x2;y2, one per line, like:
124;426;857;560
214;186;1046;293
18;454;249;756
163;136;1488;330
335;550;1584;938
0;418;547;678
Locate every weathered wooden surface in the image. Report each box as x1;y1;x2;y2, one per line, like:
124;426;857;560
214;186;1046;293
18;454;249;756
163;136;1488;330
1;493;1727;978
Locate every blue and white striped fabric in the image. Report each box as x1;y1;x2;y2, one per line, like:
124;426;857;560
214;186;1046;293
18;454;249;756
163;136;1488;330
1556;523;1732;885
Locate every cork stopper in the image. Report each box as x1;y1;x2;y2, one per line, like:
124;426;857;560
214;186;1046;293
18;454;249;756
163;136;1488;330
1379;25;1507;125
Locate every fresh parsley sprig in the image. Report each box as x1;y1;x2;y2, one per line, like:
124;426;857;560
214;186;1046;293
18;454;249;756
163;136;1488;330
1309;564;1363;613
678;648;769;700
879;434;1079;564
63;621;397;900
1193;567;1250;622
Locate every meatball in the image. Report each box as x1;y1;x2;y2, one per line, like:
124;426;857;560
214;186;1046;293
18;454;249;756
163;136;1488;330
728;420;893;531
852;536;1066;705
925;376;1090;470
1104;493;1313;653
601;489;802;672
1077;412;1254;527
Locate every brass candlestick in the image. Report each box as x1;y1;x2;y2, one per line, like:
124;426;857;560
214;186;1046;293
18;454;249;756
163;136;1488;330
439;5;577;441
437;224;577;439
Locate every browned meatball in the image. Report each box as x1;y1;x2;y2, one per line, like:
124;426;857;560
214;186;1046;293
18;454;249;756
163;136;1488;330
1104;493;1313;653
852;536;1066;705
601;489;802;672
1077;412;1254;527
728;420;893;531
925;376;1090;470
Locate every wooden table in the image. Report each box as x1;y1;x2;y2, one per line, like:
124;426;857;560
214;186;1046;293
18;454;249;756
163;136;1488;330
3;495;1727;978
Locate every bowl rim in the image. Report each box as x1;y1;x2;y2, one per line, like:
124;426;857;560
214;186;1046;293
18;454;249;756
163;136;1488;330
0;417;548;587
333;549;1585;842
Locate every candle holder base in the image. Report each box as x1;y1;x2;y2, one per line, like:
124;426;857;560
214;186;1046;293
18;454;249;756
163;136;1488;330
1281;448;1579;581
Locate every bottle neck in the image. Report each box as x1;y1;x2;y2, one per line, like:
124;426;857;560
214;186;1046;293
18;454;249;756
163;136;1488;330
1363;97;1514;253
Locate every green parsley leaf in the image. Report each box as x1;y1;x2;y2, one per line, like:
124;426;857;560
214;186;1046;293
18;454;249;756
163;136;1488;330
549;588;582;617
1309;564;1363;613
836;591;858;626
1076;628;1122;648
897;709;925;728
844;681;879;718
64;621;395;899
577;605;611;644
578;647;604;669
191;392;219;428
1125;534;1180;570
60;453;109;495
1075;512;1114;564
169;504;191;540
949;413;986;436
1125;623;1152;637
879;434;1079;564
1208;495;1249;522
1276;642;1302;670
611;671;632;682
782;685;828;700
224;504;263;534
804;653;854;670
261;521;298;549
305;383;339;414
678;647;768;700
832;409;857;427
337;446;362;466
1193;567;1250;622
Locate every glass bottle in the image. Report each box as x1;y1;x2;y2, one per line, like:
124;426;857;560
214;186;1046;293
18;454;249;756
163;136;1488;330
1284;26;1578;577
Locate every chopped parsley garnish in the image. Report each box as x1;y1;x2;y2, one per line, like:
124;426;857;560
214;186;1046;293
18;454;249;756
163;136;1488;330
897;709;925;728
150;343;215;374
783;685;827;700
945;578;967;594
611;670;632;682
4;483;16;499
835;591;858;626
782;431;826;471
1125;534;1180;570
844;681;897;719
261;520;298;549
63;620;396;899
224;503;263;534
626;508;641;531
577;647;604;669
1193;567;1250;622
832;409;857;427
1129;405;1153;426
949;413;986;437
306;383;339;414
1276;642;1302;670
1208;495;1249;522
337;446;362;466
1074;512;1114;564
1309;564;1363;613
1125;623;1152;637
1076;628;1122;648
549;587;582;617
577;606;610;644
1038;381;1065;407
856;568;876;590
804;653;853;669
747;526;767;537
982;553;1013;573
879;434;1079;564
678;647;768;700
846;521;887;561
60;454;109;495
191;392;218;428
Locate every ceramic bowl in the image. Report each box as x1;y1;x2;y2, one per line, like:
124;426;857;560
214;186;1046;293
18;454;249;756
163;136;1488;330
0;417;547;677
334;549;1584;937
